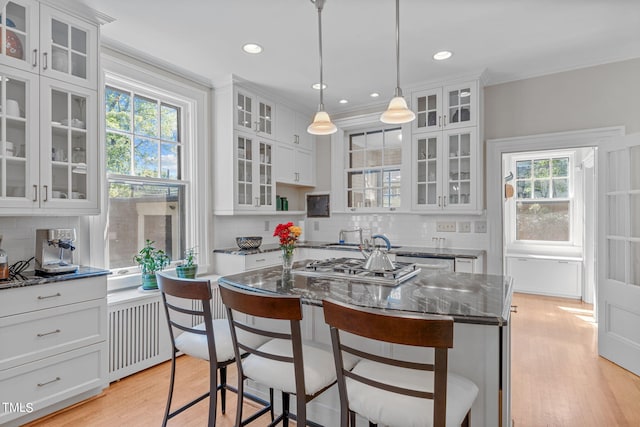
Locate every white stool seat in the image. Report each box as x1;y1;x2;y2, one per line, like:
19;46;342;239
175;320;267;363
243;338;356;396
347;360;479;427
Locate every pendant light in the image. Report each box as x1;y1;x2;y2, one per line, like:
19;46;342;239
380;0;415;124
307;0;337;135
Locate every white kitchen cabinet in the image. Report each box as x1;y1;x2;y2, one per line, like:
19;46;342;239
0;1;98;90
0;276;108;426
412;127;481;213
214;250;283;275
455;256;482;273
0;0;99;215
276;103;313;151
275;142;315;186
0;71;98;214
235;132;275;211
506;256;582;298
235;86;275;139
412;81;478;133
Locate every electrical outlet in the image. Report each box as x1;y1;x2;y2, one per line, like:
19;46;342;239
314;221;320;231
264;220;270;232
436;221;456;232
474;221;487;233
458;221;471;233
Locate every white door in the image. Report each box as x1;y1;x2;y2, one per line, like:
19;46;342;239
598;132;640;376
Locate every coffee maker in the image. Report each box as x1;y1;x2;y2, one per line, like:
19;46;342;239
35;229;78;274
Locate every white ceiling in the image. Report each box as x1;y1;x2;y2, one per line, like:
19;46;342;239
79;0;640;114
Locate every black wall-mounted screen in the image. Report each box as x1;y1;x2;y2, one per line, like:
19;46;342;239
306;194;330;218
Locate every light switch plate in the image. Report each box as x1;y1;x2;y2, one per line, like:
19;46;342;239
264;220;270;232
458;221;471;233
436;221;456;232
314;221;320;231
474;221;487;233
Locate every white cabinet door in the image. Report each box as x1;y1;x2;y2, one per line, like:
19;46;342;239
0;67;39;211
39;4;98;90
443;82;477;130
275;142;295;183
295;149;314;186
39;77;98;213
235;133;274;211
295;111;313;150
412;87;442;134
412;128;479;213
0;0;40;74
234;87;274;139
276;103;296;145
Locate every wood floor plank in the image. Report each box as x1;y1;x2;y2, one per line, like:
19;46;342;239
24;293;640;426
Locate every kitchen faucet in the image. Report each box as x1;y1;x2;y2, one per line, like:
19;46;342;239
338;228;363;246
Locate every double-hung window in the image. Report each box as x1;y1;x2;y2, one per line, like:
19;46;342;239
104;84;188;269
346;127;402;209
513;154;572;242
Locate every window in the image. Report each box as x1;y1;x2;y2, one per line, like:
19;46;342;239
105;85;187;269
346;127;402;208
514;155;571;241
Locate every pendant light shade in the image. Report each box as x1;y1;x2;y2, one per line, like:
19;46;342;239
380;0;415;124
308;0;337;135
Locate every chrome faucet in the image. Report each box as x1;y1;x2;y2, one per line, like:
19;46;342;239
338;228;363;246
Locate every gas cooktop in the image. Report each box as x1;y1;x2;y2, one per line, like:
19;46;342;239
294;257;421;285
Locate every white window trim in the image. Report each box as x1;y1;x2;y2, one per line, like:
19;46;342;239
91;51;211;291
506;150;577;248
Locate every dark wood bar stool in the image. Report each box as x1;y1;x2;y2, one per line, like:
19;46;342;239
322;298;479;427
156;272;271;426
219;281;348;427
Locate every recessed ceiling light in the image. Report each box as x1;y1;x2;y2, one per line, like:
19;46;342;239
370;92;380;98
339;99;348;104
242;43;263;54
312;83;327;90
433;51;452;61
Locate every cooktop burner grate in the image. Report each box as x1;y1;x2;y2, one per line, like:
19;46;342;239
297;257;420;285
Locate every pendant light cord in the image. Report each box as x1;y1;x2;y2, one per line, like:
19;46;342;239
317;0;325;109
394;0;402;97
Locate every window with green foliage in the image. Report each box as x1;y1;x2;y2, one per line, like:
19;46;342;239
514;156;571;241
346;127;402;209
105;85;186;269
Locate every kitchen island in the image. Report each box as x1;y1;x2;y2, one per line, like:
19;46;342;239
219;261;513;427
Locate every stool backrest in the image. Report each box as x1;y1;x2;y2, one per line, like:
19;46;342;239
218;281;307;397
156;271;216;361
322;298;454;427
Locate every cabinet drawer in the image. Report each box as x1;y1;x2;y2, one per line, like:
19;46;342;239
0;343;106;425
0;276;107;318
245;251;282;270
0;300;107;370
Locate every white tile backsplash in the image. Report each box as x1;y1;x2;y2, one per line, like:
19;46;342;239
213;212;489;251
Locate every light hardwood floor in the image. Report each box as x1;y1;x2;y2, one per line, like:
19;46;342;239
26;293;640;427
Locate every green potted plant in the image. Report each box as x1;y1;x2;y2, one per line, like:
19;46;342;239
176;246;198;279
133;239;170;290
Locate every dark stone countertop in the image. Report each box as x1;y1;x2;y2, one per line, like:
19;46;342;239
0;266;111;291
214;241;485;259
218;261;512;326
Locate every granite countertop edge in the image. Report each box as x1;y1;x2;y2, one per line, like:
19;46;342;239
0;266;111;291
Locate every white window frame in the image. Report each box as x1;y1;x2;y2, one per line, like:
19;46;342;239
505;149;579;250
330;112;412;213
90;52;210;291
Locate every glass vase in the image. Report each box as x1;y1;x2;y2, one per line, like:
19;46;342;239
281;248;294;271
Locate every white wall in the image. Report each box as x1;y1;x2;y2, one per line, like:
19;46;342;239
484;58;640;140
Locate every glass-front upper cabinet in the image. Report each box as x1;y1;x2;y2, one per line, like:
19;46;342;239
39;77;97;210
412;128;478;212
235;133;274;211
0;68;38;208
39;4;98;89
412;81;478;133
234;87;274;139
0;0;39;73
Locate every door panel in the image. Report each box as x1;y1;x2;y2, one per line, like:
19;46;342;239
598;133;640;376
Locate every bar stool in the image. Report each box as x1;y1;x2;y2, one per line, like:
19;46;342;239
156;272;271;426
322;298;479;427
219;281;349;427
